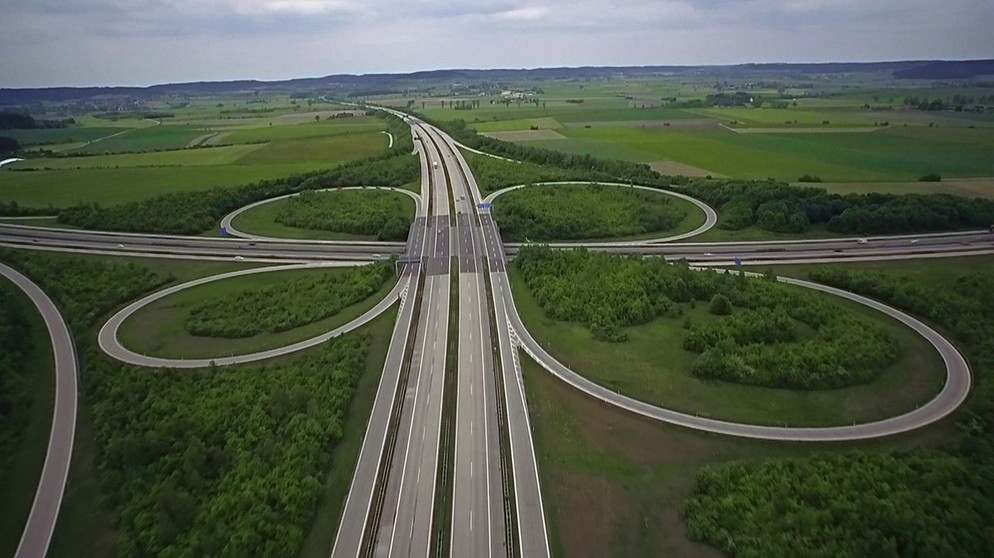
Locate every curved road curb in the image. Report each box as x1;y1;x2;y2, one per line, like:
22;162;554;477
484;181;718;244
219;186;422;241
507;271;971;441
98;262;408;368
1;263;77;558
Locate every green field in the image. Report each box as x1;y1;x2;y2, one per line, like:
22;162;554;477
525;125;994;182
1;124;388;207
509;265;944;427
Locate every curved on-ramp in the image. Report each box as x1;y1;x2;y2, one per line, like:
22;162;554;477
219;186;423;241
483;181;718;244
98;262;408;368
1;263;77;558
506;272;971;442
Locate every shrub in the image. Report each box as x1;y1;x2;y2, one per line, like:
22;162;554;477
708;294;732;316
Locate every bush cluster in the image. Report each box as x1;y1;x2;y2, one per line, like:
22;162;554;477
0;249;375;557
514;246;897;388
186;261;392;338
684;266;994;556
275;190;411;240
494;184;687;241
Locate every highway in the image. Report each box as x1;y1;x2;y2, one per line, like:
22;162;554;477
1;262;77;558
442;131;552;558
370;123;452;558
423;125;508;558
2;108;985;558
332;143;432;558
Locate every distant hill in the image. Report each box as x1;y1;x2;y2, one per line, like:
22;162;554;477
892;59;994;79
2;60;992;105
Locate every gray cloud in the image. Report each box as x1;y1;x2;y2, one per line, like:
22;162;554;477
0;0;991;87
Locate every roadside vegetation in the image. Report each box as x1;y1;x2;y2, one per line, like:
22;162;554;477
185;262;392;338
0;248;390;557
682;264;994;556
274;190;413;240
493;184;690;241
685;179;994;235
515;245;899;389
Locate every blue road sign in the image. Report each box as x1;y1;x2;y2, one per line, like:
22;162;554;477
734;257;742;266
477;203;492;209
220;226;227;236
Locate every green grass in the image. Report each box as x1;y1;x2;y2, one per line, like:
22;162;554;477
118;266;397;358
0;277;55;558
238;131;387;165
10;144;265;170
1;116;390;209
297;301;398;558
813;178;994;199
72;124;206;154
4;127;125;148
223;117;385;144
0;164;329;207
509;265;944;427
761;254;994;286
527;124;994;182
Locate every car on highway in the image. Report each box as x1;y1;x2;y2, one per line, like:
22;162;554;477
856;238;869;244
433;161;438;168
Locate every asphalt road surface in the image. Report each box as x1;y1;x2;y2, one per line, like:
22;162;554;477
2;263;77;558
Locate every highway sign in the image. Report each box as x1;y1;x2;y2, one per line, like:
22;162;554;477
478;203;492;209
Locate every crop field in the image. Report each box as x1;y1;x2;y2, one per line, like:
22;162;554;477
524;124;994;181
1;113;389;208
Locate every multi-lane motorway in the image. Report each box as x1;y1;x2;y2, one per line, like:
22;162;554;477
2;110;989;558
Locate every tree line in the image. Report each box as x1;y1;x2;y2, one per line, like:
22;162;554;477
0;287;32;475
494;184;688;241
514;246;897;388
682;179;994;235
0;248;377;556
186;262;392;338
683;266;994;556
275;190;412;241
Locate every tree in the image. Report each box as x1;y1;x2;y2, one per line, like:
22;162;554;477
0;136;20;154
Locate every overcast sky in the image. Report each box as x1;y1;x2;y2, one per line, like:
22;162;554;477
2;0;992;88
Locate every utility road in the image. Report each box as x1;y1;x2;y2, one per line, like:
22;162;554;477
1;263;77;558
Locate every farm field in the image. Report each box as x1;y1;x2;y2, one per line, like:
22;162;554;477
525;124;994;182
0;114;389;207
